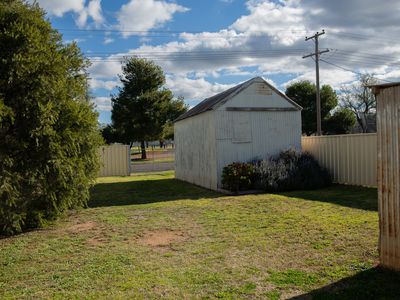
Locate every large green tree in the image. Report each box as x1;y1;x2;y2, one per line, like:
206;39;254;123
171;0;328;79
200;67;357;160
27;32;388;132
0;1;102;235
111;57;186;158
285;80;355;135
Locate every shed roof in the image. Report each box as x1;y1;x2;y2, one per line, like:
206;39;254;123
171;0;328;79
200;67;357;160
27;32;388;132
174;77;302;122
367;82;400;95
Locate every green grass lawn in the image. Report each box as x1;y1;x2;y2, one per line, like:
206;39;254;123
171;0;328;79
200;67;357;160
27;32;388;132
1;171;399;299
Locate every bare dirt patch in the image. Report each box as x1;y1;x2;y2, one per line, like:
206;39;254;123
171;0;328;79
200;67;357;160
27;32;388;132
138;230;186;248
66;221;97;233
86;237;105;247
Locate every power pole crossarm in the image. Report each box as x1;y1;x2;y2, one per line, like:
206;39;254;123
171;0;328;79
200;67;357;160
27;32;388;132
302;30;329;136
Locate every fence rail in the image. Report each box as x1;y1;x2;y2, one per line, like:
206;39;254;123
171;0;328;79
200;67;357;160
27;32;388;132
98;144;131;177
302;133;377;187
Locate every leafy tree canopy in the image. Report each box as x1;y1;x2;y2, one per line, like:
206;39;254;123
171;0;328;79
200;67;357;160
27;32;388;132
0;0;102;235
285;80;355;135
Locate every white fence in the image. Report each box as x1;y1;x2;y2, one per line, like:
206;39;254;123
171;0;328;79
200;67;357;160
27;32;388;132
98;144;131;177
302;133;377;187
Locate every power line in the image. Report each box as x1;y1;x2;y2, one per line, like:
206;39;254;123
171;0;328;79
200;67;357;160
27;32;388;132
320;59;395;83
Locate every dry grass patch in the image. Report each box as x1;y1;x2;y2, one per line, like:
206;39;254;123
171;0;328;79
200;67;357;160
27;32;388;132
137;229;187;249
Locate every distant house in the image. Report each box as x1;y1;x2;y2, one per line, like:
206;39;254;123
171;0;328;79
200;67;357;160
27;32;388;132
174;77;302;191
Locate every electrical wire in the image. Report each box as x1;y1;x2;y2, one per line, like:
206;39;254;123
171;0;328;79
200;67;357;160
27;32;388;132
320;59;395;83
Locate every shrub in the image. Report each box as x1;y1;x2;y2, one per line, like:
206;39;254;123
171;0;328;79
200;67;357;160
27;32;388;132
221;162;255;192
0;1;102;235
253;150;332;192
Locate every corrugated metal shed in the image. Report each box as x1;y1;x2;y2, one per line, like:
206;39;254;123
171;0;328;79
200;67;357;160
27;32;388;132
174;77;302;190
370;82;400;270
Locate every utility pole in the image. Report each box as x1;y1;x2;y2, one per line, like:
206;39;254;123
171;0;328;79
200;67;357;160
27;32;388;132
303;30;329;136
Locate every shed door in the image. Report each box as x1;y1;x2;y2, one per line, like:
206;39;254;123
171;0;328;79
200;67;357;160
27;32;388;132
232;113;252;143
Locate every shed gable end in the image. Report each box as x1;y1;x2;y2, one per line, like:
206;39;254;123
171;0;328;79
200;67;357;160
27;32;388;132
216;80;300;111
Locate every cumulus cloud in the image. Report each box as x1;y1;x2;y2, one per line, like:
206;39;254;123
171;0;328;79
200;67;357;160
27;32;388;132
88;59;122;79
76;0;104;28
29;0;84;17
89;78;119;91
231;0;307;46
117;0;189;37
84;0;400;107
30;0;105;28
165;75;235;100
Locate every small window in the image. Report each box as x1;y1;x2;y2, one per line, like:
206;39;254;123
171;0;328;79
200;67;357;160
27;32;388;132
232;113;252;143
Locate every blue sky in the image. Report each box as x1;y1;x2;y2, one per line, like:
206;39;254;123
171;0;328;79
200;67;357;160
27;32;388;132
31;0;400;124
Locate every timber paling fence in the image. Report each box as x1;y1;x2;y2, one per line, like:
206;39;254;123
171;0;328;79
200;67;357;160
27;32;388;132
302;133;377;187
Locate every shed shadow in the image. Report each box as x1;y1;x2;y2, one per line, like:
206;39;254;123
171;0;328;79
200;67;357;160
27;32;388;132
279;184;378;211
289;267;400;299
89;178;221;208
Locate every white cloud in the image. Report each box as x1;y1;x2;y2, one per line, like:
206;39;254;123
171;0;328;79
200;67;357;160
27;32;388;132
231;0;307;46
88;58;122;79
165;75;235;100
103;37;114;45
89;78;119;91
117;0;189;37
30;0;84;17
283;69;356;90
92;96;112;111
85;0;400;107
30;0;105;28
76;0;104;28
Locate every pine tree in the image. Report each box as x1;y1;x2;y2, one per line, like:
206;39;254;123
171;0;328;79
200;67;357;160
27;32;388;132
0;1;102;234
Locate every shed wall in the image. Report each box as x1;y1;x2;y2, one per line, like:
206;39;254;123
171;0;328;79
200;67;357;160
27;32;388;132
377;85;400;270
214;110;301;188
174;111;217;190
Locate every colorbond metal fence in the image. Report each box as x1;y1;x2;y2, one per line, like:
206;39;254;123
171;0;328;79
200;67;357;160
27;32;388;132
98;144;131;177
302;133;377;187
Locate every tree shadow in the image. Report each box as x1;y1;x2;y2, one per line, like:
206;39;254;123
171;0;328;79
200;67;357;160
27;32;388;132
279;184;378;211
89;178;221;208
290;266;400;300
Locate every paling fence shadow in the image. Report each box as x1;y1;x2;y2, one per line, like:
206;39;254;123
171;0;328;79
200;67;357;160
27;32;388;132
279;184;378;212
289;267;400;300
89;178;222;208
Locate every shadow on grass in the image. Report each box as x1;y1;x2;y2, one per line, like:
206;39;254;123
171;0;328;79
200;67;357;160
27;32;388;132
290;267;400;300
89;178;221;208
279;184;378;211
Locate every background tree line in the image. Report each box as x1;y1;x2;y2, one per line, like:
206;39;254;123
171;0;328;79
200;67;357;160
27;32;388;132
285;74;377;136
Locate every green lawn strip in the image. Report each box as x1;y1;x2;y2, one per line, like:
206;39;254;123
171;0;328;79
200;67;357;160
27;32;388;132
1;172;398;299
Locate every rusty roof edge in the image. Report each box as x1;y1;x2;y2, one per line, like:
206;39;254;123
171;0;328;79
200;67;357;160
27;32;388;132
366;82;400;95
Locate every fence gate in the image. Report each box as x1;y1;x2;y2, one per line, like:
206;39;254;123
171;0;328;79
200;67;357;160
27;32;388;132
98;144;131;177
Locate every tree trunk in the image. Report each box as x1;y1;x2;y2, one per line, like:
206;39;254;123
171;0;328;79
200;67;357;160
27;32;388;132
141;141;147;159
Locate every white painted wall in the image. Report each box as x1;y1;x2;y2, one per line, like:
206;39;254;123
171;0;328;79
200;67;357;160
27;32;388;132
174;111;217;190
214;110;301;188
